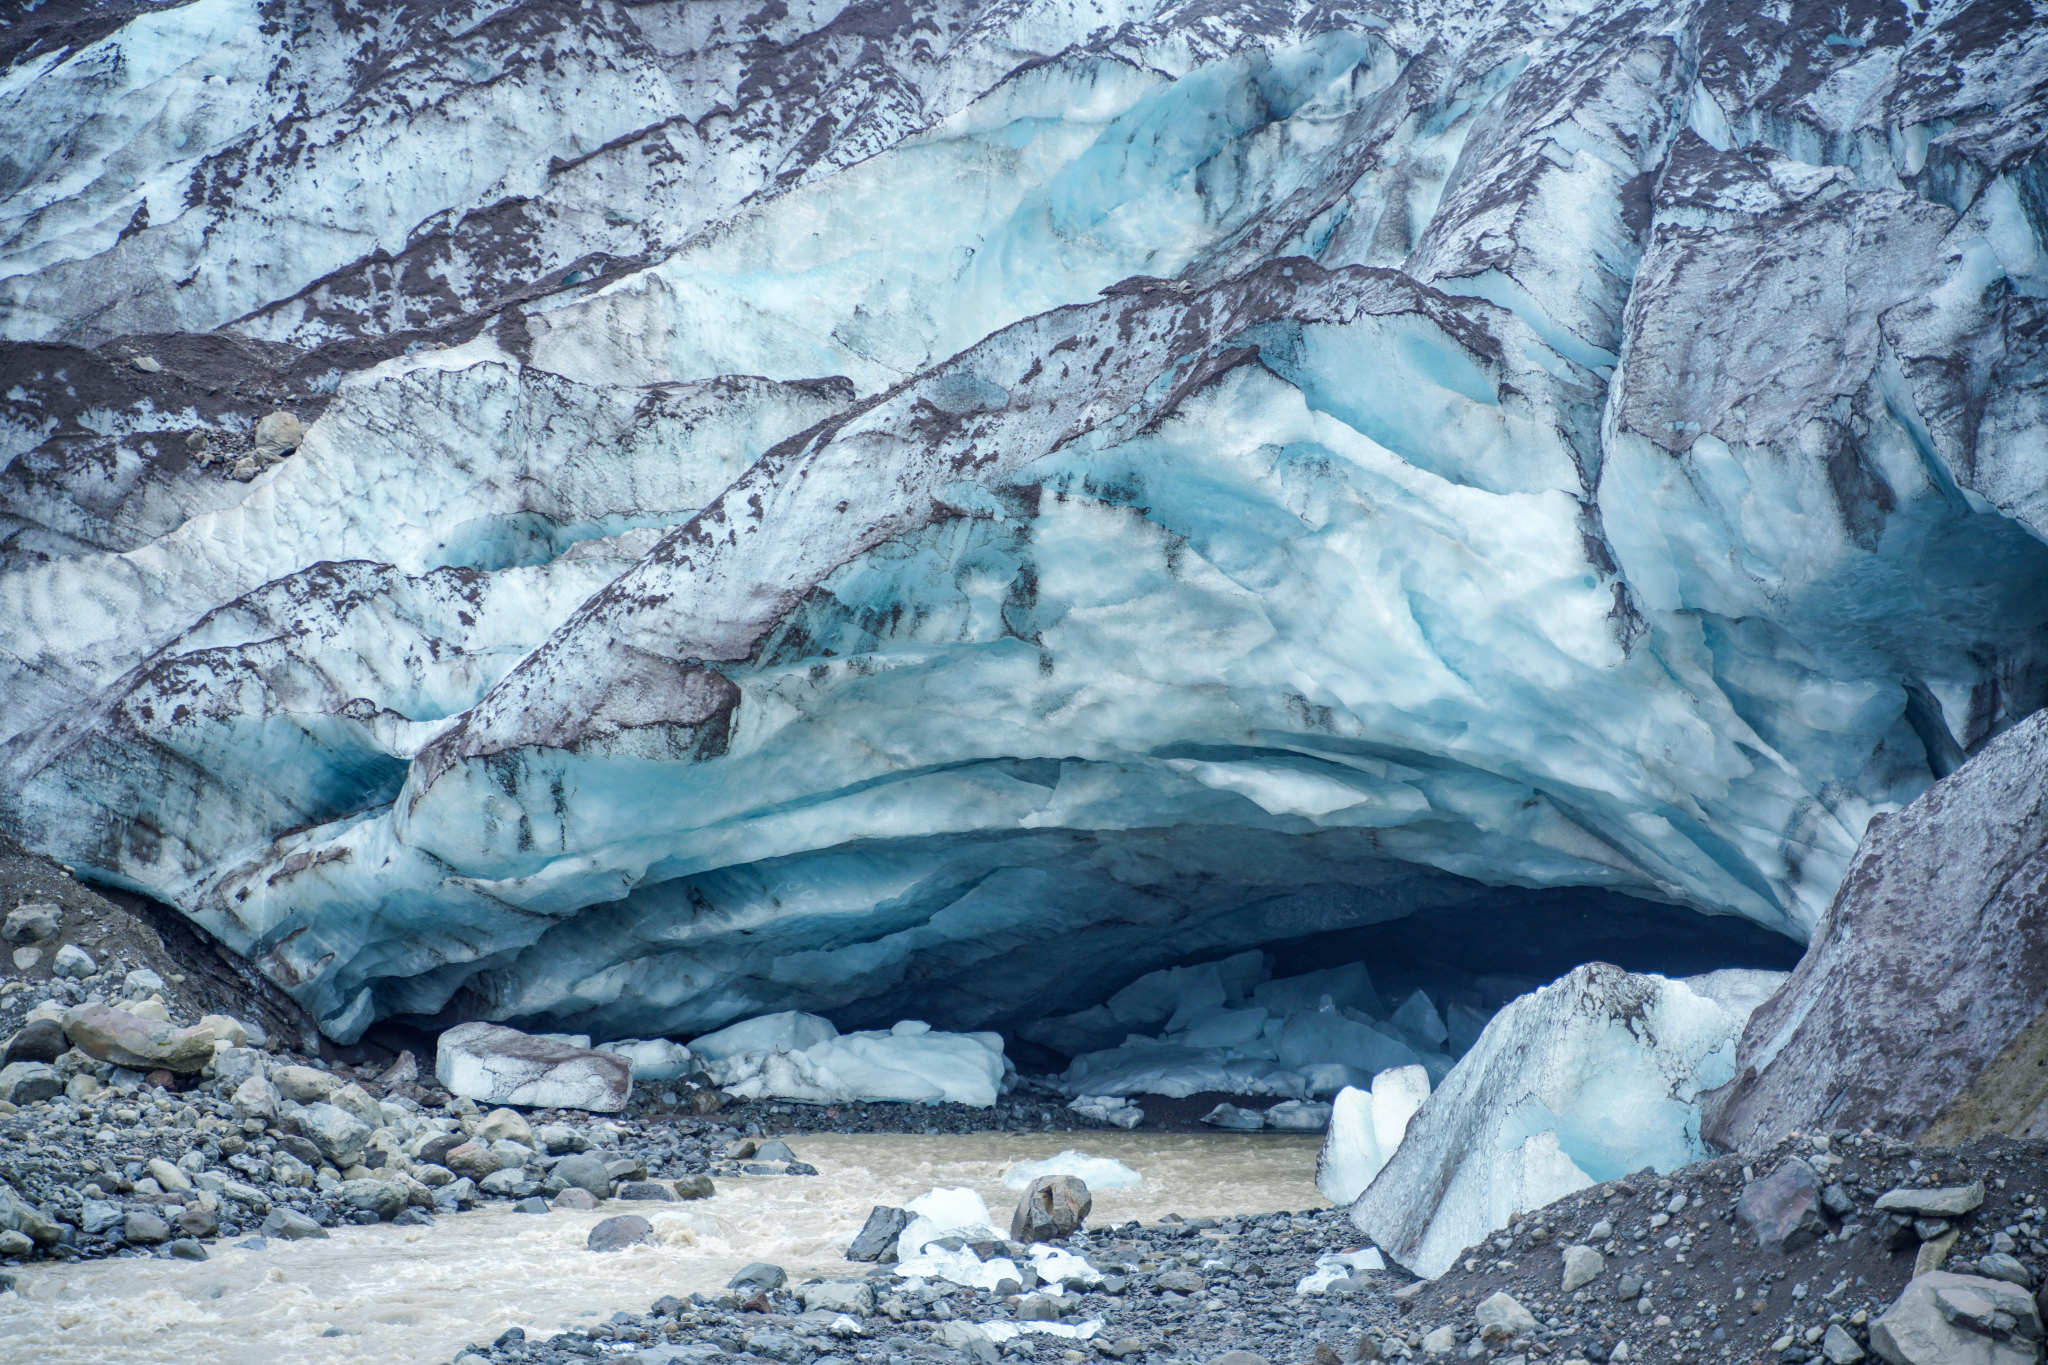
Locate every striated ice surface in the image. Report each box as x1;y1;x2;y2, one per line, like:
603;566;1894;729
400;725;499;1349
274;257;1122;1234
1313;1065;1431;1205
695;1014;1006;1107
2;0;2046;1052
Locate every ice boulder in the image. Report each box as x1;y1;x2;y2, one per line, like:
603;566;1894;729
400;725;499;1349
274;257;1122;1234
1349;965;1745;1278
697;1015;1005;1107
1314;1066;1431;1205
434;1022;633;1112
1002;1151;1142;1191
596;1038;695;1081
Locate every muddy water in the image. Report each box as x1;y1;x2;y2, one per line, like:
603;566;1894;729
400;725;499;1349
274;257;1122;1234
0;1130;1328;1365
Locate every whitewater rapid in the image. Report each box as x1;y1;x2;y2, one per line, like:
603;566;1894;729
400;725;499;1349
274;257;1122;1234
0;1131;1325;1364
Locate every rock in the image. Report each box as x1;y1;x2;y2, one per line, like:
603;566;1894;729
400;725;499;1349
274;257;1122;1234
51;944;95;978
340;1179;408;1220
124;1210;172;1245
168;1238;209;1261
0;1185;63;1246
728;1262;787;1292
617;1181;674;1201
233;1074;280;1122
1420;1325;1456;1356
0;1062;60;1105
3;1019;67;1065
513;1196;550;1213
131;354;164;373
212;1047;266;1089
377;1051;419;1086
849;1205;910;1261
1914;1230;1960;1276
261;1208;330;1240
0;1229;32;1256
1977;1252;2033;1287
1704;712;2048;1148
253;411;307;456
1870;1271;2042;1364
674;1175;715;1200
174;1204;219;1239
121;967;165;998
1;903;59;944
62;1003;216;1072
1821;1324;1868;1364
551;1188;599;1211
1155;1269;1207;1294
273;1065;341;1103
299;1102;374;1169
327;1083;384;1129
441;1141;505;1182
800;1281;875;1315
587;1215;654;1252
1017;1295;1061;1321
1739;1158;1831;1253
534;1123;591;1155
197;1014;250;1047
1475;1291;1538;1342
1011;1174;1091;1243
435;1022;633;1112
10;947;39;971
1875;1183;1987;1218
475;1108;534;1147
1561;1245;1604;1292
146;1158;193;1193
1209;1355;1269;1365
1200;1103;1265;1130
552;1152;614;1200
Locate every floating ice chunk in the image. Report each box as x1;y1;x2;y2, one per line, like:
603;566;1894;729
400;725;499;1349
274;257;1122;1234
1002;1151;1142;1191
1390;990;1448;1048
1067;1095;1145;1128
1296;1248;1386;1294
1263;1099;1333;1131
688;1011;838;1060
1350;965;1745;1279
596;1038;694;1081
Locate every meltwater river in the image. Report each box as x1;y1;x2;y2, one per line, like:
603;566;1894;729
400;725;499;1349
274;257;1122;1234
0;1131;1326;1365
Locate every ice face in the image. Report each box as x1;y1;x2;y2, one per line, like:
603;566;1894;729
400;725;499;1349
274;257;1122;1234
3;0;2046;1051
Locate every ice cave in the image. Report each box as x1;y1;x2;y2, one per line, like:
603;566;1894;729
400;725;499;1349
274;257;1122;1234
2;0;2047;1356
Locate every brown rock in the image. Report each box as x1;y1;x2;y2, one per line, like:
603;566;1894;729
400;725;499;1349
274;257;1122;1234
1738;1158;1830;1253
63;1004;216;1073
1010;1174;1091;1243
441;1140;505;1181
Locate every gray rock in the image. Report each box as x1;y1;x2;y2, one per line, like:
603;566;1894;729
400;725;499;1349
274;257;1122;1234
799;1280;875;1315
617;1180;674;1201
232;1074;280;1122
1155;1269;1206;1294
253;411;306;457
1870;1271;2041;1364
146;1158;192;1193
674;1174;715;1200
50;944;95;978
1704;711;2048;1147
1474;1291;1537;1341
1976;1252;2033;1287
272;1065;341;1104
728;1261;787;1292
1561;1245;1604;1292
1;903;59;944
339;1179;408;1220
755;1139;796;1161
848;1205;909;1261
478;1169;526;1195
299;1102;373;1169
3;1019;68;1066
1739;1158;1829;1253
513;1197;551;1214
0;1229;32;1257
212;1047;267;1089
0;1185;63;1245
174;1204;219;1239
587;1215;654;1252
551;1188;600;1211
475;1108;535;1147
123;1211;171;1245
1011;1174;1090;1243
261;1208;330;1240
1875;1183;1987;1218
534;1123;592;1155
121;967;165;999
1820;1323;1864;1364
326;1082;384;1129
63;1003;215;1072
169;1238;209;1261
0;1061;61;1105
745;1330;804;1363
552;1152;613;1200
80;1199;126;1235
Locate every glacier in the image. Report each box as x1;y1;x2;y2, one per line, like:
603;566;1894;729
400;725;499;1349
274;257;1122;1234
2;0;2046;1055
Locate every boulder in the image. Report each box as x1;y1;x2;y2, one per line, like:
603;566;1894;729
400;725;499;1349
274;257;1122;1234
1474;1291;1538;1343
1875;1183;1987;1218
435;1022;632;1112
1011;1174;1090;1243
3;1019;68;1066
1705;712;2048;1149
0;1062;60;1106
261;1208;329;1240
1;903;59;944
232;1075;280;1122
1739;1158;1831;1253
145;1158;192;1193
63;1004;216;1073
441;1141;505;1182
299;1101;373;1169
587;1215;653;1252
51;944;95;978
197;1014;250;1047
253;411;307;457
1869;1271;2042;1364
121;968;165;999
174;1204;220;1239
616;1181;674;1201
327;1082;384;1129
212;1047;267;1089
728;1262;787;1292
800;1281;874;1315
0;1185;62;1245
475;1108;535;1147
340;1179;409;1220
1561;1245;1604;1292
273;1064;341;1103
849;1205;911;1261
551;1188;600;1211
551;1152;614;1201
123;1211;171;1245
674;1175;716;1200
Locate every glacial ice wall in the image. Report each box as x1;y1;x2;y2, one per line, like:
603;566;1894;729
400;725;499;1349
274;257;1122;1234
3;0;2046;1045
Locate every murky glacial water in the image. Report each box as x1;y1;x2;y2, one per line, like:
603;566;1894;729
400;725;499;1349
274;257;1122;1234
0;1130;1327;1365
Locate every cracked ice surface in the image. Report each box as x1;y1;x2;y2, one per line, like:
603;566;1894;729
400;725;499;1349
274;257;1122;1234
2;0;2047;1045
